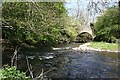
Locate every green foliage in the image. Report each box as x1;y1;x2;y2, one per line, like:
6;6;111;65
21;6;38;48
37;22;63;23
65;26;78;40
93;34;117;43
58;16;80;43
2;2;67;47
0;66;30;80
94;7;120;42
58;25;79;43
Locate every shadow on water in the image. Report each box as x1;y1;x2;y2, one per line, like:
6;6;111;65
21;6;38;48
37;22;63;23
2;43;119;78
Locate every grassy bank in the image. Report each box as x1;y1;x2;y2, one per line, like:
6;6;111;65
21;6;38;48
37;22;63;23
89;42;119;51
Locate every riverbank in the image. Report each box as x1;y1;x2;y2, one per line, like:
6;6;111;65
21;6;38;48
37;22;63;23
72;42;119;53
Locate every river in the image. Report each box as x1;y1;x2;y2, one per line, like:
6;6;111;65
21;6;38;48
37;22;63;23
2;43;119;78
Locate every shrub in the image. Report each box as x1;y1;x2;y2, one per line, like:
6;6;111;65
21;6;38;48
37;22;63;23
93;35;117;43
0;66;30;80
93;7;120;42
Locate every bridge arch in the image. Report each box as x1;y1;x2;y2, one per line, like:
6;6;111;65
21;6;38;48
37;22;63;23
79;31;94;38
76;32;93;43
79;32;93;38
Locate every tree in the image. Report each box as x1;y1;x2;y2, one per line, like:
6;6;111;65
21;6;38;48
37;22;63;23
2;2;67;67
93;7;120;42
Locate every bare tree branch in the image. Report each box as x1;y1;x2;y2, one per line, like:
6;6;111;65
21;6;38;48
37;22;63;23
26;56;34;79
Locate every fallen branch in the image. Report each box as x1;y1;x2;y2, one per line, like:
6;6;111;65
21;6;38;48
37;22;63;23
26;56;34;79
26;56;57;79
36;67;57;79
11;46;20;67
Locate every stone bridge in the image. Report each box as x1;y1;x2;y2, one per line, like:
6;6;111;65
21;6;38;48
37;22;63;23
78;24;95;38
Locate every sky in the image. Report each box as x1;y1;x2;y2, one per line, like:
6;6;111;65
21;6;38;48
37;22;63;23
64;0;118;22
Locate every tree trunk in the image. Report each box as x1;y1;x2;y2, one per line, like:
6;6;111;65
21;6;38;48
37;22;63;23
118;1;120;8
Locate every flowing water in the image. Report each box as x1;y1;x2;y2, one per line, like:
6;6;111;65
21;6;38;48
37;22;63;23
2;43;119;78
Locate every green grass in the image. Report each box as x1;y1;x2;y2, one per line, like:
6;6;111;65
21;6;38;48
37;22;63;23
89;42;119;51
